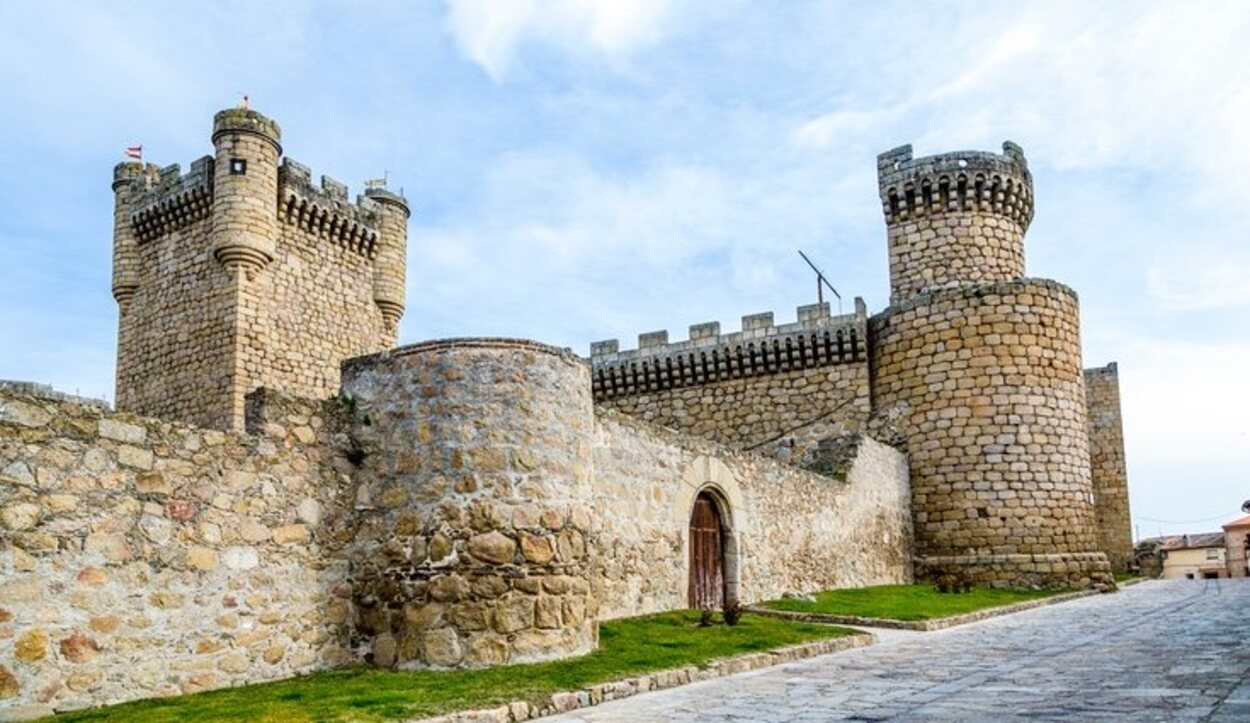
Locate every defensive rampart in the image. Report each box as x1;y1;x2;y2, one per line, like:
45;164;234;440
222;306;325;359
0;388;356;718
591;300;872;465
1;339;911;714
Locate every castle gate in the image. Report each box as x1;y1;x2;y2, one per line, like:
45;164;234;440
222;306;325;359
688;492;726;609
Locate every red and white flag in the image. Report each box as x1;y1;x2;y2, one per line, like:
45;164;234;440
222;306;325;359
125;145;142;160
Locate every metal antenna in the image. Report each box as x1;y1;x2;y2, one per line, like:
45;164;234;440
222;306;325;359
798;250;842;314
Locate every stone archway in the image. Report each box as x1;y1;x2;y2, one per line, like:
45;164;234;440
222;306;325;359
679;456;744;609
688;491;726;609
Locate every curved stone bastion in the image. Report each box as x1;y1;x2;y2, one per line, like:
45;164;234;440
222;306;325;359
869;279;1112;588
340;339;598;668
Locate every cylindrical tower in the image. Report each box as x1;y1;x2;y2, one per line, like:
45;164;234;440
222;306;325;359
110;162;147;307
209;108;281;274
869;142;1111;589
877;142;1032;304
365;187;409;343
342;339;598;668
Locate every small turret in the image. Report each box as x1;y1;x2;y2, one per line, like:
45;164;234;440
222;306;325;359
209;108;282;274
364;187;409;340
111;162;149;307
877;142;1034;302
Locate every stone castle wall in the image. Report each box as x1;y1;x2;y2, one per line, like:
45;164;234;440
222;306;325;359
340;340;599;670
1;335;913;714
869;279;1110;587
1084;363;1132;573
591;302;872;465
0;388;357;717
112;108;407;432
591;412;912;620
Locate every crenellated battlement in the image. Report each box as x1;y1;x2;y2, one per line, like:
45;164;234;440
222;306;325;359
877;142;1033;230
112;106;409;431
590;298;867;401
124;157;215;243
278;158;384;259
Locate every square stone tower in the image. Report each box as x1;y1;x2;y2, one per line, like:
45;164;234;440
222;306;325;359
111;107;409;430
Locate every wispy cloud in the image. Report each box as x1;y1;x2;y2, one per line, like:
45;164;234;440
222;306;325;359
445;0;683;80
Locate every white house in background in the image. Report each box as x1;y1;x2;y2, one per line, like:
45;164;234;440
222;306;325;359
1158;533;1227;579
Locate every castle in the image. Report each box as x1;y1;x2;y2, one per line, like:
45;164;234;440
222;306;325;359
0;107;1131;715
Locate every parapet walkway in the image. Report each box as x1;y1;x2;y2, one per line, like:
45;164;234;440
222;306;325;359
550;579;1250;722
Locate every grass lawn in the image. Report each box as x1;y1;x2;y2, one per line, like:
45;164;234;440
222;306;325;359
763;584;1066;621
1114;573;1141;583
54;611;857;722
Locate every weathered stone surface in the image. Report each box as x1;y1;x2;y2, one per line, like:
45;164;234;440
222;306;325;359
134;472;171;495
422;628;463;666
77;562;111;585
536;596;562;629
468;531;516;565
220;546;259;571
59;633;101;663
0;578;41;603
116;445;154;470
1;503;41;531
521;535;555;565
187;547;220;572
272;524;309;545
429;575;470;603
493;596;535;634
99;419;146;444
0;664;19;698
14;629;48;663
372;633;397;668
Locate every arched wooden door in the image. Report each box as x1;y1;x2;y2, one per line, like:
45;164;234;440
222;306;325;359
688;492;725;609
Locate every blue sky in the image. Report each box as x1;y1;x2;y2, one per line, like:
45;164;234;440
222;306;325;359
1;1;1247;536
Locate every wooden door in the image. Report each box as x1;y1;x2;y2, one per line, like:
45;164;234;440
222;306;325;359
688;493;725;610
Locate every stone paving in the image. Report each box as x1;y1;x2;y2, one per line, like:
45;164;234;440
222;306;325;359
551;579;1250;722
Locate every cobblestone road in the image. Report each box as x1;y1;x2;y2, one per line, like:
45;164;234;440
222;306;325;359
552;579;1250;722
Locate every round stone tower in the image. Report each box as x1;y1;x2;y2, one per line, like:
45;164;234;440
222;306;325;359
209;108;282;274
110;161;150;308
364;187;409;341
869;143;1111;589
342;339;598;668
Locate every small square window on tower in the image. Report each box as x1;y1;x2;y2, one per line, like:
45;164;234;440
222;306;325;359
229;158;247;175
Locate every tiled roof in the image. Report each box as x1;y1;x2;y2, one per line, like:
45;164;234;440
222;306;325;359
1222;514;1250;529
1158;532;1226;550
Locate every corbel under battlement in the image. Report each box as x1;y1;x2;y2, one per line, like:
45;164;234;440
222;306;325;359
278;158;381;259
876;142;1034;229
590;297;868;401
128;157;215;244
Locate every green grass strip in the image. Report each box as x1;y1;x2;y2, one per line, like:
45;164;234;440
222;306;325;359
763;584;1065;621
54;611;856;722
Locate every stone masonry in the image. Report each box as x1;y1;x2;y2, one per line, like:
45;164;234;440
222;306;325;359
591;300;871;469
1084;363;1133;573
0;346;910;713
341;340;600;669
870;144;1111;588
598;142;1125;589
112;108;408;432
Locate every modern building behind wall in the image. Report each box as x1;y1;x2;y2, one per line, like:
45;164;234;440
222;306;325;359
0;106;1133;714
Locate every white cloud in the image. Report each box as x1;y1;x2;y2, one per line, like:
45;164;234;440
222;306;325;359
444;0;680;79
404;148;870;348
788;2;1250;217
